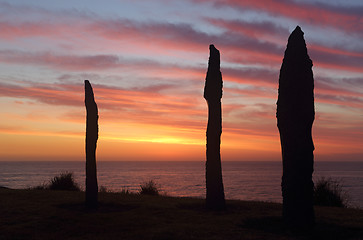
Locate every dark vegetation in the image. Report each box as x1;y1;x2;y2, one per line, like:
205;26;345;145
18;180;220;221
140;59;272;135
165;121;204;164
32;172;352;210
277;26;315;228
49;172;80;191
314;177;349;208
99;185;109;193
139;180;160;196
204;44;226;210
47;172;81;191
1;188;363;240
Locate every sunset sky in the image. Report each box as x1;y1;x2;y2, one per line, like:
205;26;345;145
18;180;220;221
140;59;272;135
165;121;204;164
0;0;362;162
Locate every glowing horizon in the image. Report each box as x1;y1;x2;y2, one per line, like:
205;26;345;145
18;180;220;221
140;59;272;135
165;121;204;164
0;1;362;162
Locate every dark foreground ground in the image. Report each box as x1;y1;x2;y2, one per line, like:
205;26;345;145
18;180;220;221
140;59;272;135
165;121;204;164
0;188;362;240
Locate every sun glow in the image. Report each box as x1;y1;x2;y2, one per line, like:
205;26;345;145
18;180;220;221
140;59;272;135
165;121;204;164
101;136;204;146
0;1;362;162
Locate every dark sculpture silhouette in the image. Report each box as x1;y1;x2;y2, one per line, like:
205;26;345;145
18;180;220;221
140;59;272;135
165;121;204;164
204;44;226;210
277;26;315;228
85;80;99;208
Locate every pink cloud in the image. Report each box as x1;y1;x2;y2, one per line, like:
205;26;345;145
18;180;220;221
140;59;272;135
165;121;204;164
316;94;363;109
1;10;361;73
205;18;289;40
2;65;360;113
0;82;83;107
196;0;363;35
0;81;206;130
315;77;363;99
0;50;122;71
205;18;363;73
0;21;72;40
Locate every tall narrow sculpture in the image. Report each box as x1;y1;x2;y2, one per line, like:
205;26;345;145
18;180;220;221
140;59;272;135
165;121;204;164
277;26;315;228
204;44;226;210
85;80;98;208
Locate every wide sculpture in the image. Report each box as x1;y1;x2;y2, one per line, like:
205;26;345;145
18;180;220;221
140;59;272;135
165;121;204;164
277;26;315;228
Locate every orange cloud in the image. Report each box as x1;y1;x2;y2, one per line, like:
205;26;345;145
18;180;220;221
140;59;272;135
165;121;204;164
0;1;361;161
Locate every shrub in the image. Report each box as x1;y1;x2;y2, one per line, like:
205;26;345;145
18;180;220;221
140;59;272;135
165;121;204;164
139;180;159;196
99;186;132;194
314;177;348;208
119;188;131;194
29;182;47;190
48;172;80;191
99;186;108;193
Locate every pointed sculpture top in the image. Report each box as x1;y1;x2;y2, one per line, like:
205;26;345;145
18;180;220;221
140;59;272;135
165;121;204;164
285;26;311;66
204;44;222;101
208;44;220;71
85;80;95;103
209;44;218;53
288;25;304;44
294;25;302;33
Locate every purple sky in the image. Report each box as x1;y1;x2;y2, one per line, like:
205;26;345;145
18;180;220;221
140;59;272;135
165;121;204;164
0;0;362;161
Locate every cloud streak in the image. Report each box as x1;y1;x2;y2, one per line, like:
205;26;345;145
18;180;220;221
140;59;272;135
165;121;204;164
195;0;363;36
1;13;361;74
0;1;362;161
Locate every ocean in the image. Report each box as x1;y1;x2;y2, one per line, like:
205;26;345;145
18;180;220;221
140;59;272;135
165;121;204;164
0;161;362;208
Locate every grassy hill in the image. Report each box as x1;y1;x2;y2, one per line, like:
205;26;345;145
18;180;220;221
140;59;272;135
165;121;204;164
1;188;362;239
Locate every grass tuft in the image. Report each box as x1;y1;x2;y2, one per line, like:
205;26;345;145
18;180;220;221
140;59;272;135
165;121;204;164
99;185;108;193
29;182;48;190
314;177;349;208
48;172;81;191
139;180;159;196
119;188;131;194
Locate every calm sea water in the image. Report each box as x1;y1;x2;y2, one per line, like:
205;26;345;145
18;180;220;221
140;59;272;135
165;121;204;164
0;161;362;208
